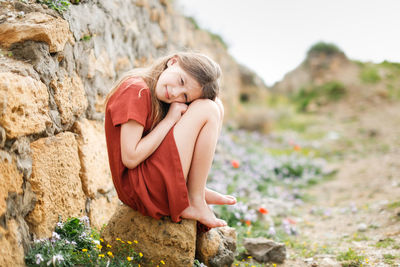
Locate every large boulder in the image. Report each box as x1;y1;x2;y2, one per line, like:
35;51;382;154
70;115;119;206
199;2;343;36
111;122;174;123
102;204;197;267
196;226;237;267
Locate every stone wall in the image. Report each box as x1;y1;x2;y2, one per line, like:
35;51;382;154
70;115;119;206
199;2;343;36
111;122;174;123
0;0;266;264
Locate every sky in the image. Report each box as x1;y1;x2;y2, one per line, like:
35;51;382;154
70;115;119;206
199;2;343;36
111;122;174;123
176;0;400;86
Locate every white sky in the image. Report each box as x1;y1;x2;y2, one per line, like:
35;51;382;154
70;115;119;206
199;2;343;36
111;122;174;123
176;0;400;86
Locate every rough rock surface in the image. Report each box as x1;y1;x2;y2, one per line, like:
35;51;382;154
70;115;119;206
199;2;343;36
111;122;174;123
0;219;25;267
50;73;88;126
27;132;86;238
102;204;197;267
88;194;119;230
196;226;237;267
0;12;74;53
243;237;286;263
73;118;112;198
0;72;50;138
0;151;23;216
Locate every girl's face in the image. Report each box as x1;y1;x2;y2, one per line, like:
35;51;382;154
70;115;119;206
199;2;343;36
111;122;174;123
155;57;202;104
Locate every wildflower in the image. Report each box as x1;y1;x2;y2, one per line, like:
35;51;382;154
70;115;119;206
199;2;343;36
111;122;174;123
100;238;104;242
116;238;121;241
139;252;143;257
247;256;252;259
258;207;269;214
245;220;251;226
98;254;105;258
294;144;301;151
268;226;276;236
47;254;64;265
160;260;165;264
107;251;113;257
134;240;138;244
71;241;77;245
127;257;132;261
35;254;43;264
56;222;64;228
107;244;112;248
127;241;132;245
82;248;88;252
231;159;240;168
96;244;103;250
52;232;60;240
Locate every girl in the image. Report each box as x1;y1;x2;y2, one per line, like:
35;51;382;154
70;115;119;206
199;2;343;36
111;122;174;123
104;52;236;229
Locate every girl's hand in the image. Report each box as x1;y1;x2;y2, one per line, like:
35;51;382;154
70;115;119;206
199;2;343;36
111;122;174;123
165;102;188;124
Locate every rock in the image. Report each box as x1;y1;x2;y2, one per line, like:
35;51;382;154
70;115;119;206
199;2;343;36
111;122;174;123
0;12;74;53
50;73;88;127
0;151;23;216
357;223;367;232
243;237;286;263
73;118;113;198
87;194;119;230
0;72;51;138
26;132;86;238
102;204;197;267
0;219;25;267
196;226;237;267
320;257;341;267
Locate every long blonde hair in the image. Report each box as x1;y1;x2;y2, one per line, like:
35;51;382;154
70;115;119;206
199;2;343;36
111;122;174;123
105;52;221;129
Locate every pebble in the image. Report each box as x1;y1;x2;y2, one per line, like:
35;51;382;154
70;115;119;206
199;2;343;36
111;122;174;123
358;223;368;232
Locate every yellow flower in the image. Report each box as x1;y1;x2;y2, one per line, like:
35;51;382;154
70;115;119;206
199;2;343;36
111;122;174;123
82;248;88;252
273;264;277;267
127;257;132;261
139;252;143;257
134;240;138;244
107;251;113;257
100;238;104;242
138;265;141;267
107;244;112;248
98;254;105;258
121;240;125;243
96;244;102;250
160;260;165;265
127;241;132;245
247;256;252;259
116;238;121;241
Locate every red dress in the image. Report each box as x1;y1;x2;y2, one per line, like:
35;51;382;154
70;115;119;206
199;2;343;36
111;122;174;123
105;77;189;222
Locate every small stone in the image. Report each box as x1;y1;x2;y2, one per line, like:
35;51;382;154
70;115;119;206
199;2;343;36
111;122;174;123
243;237;286;263
357;223;367;232
320;257;340;267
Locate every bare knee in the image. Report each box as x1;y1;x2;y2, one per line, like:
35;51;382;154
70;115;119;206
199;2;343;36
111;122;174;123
188;99;222;123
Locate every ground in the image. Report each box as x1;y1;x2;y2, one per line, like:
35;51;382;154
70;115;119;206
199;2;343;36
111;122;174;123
280;100;400;266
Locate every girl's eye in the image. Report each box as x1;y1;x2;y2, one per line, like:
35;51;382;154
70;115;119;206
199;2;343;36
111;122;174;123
180;78;184;85
184;93;188;102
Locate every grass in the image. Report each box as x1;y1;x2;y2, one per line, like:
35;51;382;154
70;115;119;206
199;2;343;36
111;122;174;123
336;248;366;267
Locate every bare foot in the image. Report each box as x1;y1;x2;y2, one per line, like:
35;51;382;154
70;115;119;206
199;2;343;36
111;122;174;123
205;188;237;205
181;199;227;228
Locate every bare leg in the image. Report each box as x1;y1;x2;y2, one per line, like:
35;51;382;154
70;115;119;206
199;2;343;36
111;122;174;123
173;99;226;228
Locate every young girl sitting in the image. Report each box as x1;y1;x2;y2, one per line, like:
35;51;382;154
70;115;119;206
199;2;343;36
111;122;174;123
104;51;236;229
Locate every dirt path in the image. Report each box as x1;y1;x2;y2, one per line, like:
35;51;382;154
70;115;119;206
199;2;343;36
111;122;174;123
282;102;400;266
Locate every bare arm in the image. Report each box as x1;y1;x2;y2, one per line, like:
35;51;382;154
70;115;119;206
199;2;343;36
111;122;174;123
214;96;224;135
120;102;187;169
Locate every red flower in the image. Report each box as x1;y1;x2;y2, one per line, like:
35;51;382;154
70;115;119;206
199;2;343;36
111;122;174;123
231;160;240;169
294;144;301;151
245;220;251;226
287;218;296;225
259;207;269;214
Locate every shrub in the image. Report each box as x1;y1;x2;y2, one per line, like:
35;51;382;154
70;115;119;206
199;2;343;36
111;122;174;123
307;41;343;57
38;0;71;13
360;65;381;84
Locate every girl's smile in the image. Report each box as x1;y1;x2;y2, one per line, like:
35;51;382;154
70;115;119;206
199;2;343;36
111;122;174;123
155;57;202;104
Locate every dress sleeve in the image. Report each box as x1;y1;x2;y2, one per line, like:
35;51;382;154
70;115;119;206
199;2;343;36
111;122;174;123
107;80;151;127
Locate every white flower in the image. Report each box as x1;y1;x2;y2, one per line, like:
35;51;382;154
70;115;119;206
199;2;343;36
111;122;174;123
93;239;100;245
35;254;43;264
47;254;64;266
52;232;60;240
56;222;64;228
71;241;77;245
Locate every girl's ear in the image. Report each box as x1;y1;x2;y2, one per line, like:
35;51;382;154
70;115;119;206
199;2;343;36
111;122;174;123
166;56;178;67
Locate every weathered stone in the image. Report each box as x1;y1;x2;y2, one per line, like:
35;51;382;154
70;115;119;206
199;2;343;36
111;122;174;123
0;151;23;216
87;49;115;79
196;226;236;267
88;194;119;230
0;219;25;267
0;12;74;53
102;204;196;267
0;72;51;138
243;237;286;263
73;118;113;198
50;73;88;126
27;132;86;238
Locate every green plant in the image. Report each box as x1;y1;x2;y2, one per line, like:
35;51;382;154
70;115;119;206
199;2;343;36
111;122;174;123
38;0;71;13
336;248;365;267
307;41;343;57
360;65;381;84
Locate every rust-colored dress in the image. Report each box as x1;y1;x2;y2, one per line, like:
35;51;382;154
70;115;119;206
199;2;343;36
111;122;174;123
104;77;189;222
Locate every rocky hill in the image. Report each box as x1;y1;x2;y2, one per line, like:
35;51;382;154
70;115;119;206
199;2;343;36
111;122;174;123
0;0;267;265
